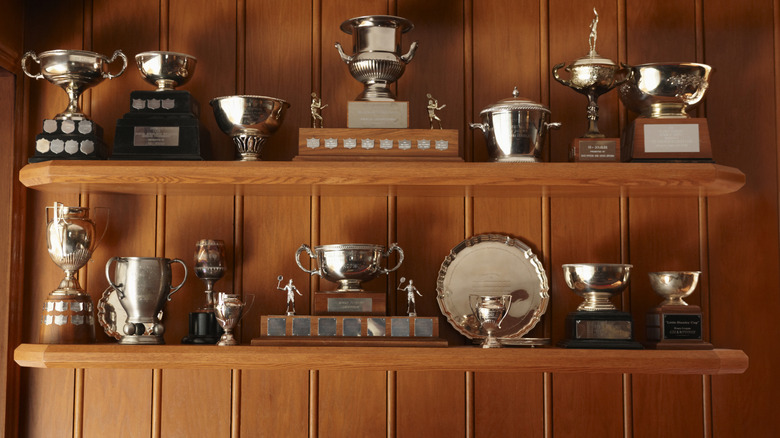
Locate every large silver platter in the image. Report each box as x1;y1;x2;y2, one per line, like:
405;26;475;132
437;234;549;340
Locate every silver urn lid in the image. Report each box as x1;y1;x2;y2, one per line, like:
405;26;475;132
479;87;550;116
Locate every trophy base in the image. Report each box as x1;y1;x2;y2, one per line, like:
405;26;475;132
296;128;461;161
645;304;713;350
119;334;165;345
559;310;643;349
29;119;108;163
347;101;409;128
181;311;223;344
39;292;96;344
313;291;386;316
622;118;713;162
569;138;620;162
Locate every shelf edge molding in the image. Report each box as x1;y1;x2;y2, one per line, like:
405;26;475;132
14;344;748;375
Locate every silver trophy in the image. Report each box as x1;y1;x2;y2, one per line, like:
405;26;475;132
105;256;187;344
648;271;701;306
215;292;252;346
21;49;127;120
194;239;226;311
469;295;512;348
618;62;711;118
135;51;197;91
563;263;632;311
211;95;291;161
552;8;626;138
40;202;107;343
335;15;418;101
296;243;404;292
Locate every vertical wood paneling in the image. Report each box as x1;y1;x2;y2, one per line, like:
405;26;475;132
396;371;465;438
240;370;309;437
160;369;231;437
20;368;74;438
83;369;153;438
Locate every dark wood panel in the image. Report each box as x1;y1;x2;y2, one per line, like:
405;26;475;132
20;368;74;437
160;369;231;436
318;370;387;436
475;372;543;437
0;0;23;64
625;0;696;64
396;371;465;437
83;369;153;438
632;375;704;438
240;370;309;437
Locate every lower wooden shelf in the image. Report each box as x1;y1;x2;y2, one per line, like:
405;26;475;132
14;344;748;375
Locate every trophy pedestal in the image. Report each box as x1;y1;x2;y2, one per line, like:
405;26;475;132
570;138;620;162
181;311;223;344
348;101;409;128
40;293;96;344
645;304;713;350
112;90;207;160
559;310;643;349
313;291;386;316
296;128;461;161
622;118;713;162
29;119;108;163
252;315;446;346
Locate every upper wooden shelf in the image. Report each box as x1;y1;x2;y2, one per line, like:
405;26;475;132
19;161;745;197
14;344;748;375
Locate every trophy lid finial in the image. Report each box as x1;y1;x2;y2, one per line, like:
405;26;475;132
589;8;599;56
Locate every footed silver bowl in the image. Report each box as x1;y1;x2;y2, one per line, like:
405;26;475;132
562;263;632;311
648;271;700;306
618;62;711;118
296;243;404;292
210;95;290;161
136;51;197;91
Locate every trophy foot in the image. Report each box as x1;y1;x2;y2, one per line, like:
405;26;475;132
481;335;502;348
232;135;268;161
357;83;396;102
217;333;238;346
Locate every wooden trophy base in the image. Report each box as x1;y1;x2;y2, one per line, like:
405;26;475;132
569;138;621;162
40;293;96;344
558;311;643;349
645;304;713;350
252;315;447;347
313;291;386;316
622;118;713;162
296;128;461;161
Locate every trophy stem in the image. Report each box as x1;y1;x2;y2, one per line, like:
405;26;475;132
57;84;87;120
482;331;501;348
232;135;267;161
55;270;85;295
358;82;396;101
577;292;617;311
584;94;605;138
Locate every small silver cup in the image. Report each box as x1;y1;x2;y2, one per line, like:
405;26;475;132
135;51;197;91
214;292;253;346
210;95;290;161
648;271;701;306
469;295;512;348
562;263;632;311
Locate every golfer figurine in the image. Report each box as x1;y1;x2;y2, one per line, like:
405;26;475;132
277;275;302;316
397;276;423;317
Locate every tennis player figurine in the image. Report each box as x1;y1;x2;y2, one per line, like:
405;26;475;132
277;275;302;315
426;93;445;129
397;276;423;317
310;92;328;128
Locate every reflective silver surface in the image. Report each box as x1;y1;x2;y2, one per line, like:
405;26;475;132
618;63;711;118
648;271;701;306
215;292;249;346
210;95;290;161
46;202;101;295
105;257;187;345
194;239;226;311
22;49;127;120
470;294;512;348
470;88;560;162
136;51;197;91
335;15;418;101
562;263;632;311
296;243;404;292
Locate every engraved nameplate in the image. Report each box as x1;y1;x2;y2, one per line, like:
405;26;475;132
343;318;362;336
414;318;434;337
348;101;409;128
318;317;338;336
391;319;410;337
367;318;386;336
133;127;180;147
575;319;631;340
267;317;286;336
327;297;373;313
662;314;702;340
644;124;700;153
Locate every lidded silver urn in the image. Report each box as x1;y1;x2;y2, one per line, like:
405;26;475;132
335;15;419;101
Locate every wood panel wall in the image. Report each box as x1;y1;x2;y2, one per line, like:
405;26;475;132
4;0;779;437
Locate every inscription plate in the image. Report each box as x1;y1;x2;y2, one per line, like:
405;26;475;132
327;297;373;313
134;126;180;147
644;124;700;153
575;319;632;340
391;319;410;337
663;314;702;340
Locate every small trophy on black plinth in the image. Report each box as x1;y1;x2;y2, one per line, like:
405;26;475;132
112;51;208;160
22;49;127;163
182;239;225;344
559;263;643;349
645;271;712;349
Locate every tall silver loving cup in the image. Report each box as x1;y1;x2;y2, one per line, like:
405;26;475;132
105;257;187;345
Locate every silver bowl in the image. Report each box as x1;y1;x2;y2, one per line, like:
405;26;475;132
648;271;700;306
135;51;197;91
210;95;290;161
618;62;711;118
296;243;404;292
562;263;632;311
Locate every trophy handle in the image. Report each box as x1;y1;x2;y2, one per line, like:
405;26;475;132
92;207;110;250
105;257;123;299
497;295;512;329
334;42;353;64
381;243;404;274
400;41;419;64
295;244;320;276
469;122;487;133
620;62;634;82
552;62;572;87
544;122;562;132
21;51;43;80
104;50;128;80
241;294;256;321
166;258;188;301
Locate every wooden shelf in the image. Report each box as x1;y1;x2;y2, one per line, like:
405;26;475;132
19;160;745;197
14;344;748;375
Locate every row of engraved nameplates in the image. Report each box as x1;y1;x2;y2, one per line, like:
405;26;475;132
305;137;450;151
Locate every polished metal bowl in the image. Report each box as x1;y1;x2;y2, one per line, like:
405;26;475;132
648;271;700;306
135;51;197;91
296;243;404;292
210;95;290;161
618;62;711;118
562;263;632;311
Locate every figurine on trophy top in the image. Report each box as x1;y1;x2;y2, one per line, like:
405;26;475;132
397;277;422;317
277;275;302;316
311;92;328;128
426;94;446;129
22;49;127;163
553;8;626;162
112;51;208;160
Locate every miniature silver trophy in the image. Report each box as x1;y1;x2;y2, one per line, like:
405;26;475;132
310;92;328;128
214;292;253;346
469;294;512;348
277;275;302;315
397;277;422;317
426;94;445;129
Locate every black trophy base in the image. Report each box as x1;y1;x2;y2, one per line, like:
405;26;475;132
181;311;223;344
29;119;108;163
558;310;643;349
